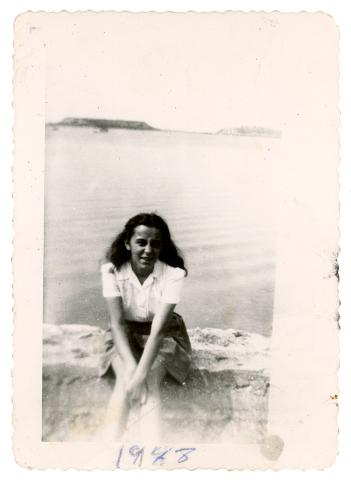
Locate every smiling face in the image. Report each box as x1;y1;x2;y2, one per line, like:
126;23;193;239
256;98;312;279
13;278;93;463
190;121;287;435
125;225;163;278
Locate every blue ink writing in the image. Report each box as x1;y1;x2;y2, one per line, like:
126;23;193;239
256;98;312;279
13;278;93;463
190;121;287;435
129;444;144;467
175;447;197;463
116;445;124;468
116;445;196;467
151;446;173;465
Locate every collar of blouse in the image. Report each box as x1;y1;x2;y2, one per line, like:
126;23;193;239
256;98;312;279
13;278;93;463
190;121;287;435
120;260;163;290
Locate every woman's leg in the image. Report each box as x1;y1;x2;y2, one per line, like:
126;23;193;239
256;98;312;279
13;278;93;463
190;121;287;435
127;361;167;443
103;355;130;440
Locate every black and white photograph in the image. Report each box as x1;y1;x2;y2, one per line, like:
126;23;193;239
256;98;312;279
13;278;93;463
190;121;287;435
41;13;279;446
13;11;339;469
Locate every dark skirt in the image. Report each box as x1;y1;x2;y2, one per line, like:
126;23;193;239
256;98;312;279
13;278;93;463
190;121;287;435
99;312;192;384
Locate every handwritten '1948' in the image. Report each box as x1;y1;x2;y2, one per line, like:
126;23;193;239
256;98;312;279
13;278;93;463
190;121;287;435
116;445;196;467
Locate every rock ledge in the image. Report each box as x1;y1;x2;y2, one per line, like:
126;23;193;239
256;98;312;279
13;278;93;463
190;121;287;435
43;324;270;443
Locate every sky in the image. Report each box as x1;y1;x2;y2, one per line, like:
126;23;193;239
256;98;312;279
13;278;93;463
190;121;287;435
42;12;336;133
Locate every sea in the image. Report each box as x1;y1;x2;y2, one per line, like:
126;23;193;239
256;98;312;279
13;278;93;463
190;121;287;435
44;126;278;336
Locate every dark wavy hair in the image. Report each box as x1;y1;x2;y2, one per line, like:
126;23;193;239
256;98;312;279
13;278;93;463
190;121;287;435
106;213;187;274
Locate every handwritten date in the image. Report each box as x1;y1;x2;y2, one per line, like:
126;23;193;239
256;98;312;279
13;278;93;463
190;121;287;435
116;445;196;468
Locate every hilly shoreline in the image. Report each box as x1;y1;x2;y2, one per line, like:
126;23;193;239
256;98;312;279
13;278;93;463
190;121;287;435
47;117;157;131
46;117;281;138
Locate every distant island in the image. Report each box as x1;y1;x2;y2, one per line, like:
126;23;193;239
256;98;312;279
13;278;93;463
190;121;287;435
47;117;157;131
217;126;281;138
47;117;281;138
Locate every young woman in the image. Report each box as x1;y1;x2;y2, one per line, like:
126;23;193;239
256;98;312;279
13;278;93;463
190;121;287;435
100;213;191;441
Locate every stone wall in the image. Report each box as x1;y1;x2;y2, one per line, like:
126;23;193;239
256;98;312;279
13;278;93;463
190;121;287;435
43;324;270;442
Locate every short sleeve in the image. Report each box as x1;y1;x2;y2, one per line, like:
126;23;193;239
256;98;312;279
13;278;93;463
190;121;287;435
161;267;186;304
100;263;121;298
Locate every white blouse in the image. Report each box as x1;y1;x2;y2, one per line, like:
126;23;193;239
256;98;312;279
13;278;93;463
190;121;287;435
100;260;185;322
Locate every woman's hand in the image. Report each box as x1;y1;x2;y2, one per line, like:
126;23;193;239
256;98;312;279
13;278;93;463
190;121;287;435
125;374;148;407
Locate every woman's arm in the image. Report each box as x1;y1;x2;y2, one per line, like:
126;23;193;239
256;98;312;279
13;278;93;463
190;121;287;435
126;302;175;397
105;297;137;370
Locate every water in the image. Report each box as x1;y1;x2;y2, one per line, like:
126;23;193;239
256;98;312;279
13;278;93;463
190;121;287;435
44;127;277;336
